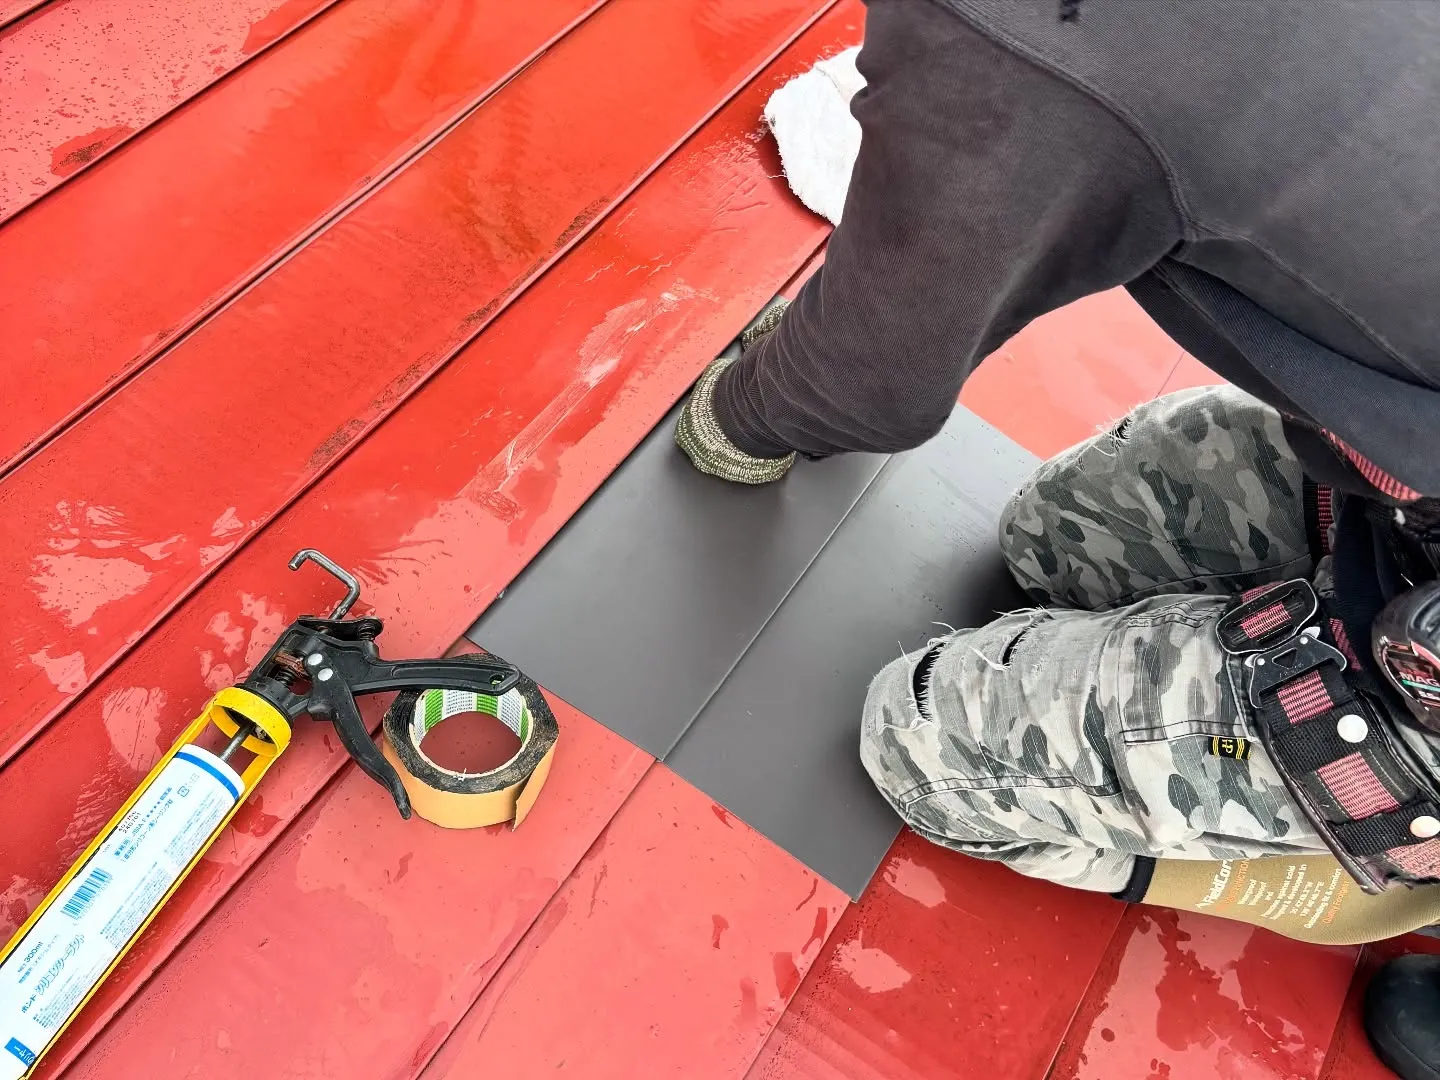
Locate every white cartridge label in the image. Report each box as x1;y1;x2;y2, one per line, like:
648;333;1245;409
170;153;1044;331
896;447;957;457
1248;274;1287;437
0;746;241;1079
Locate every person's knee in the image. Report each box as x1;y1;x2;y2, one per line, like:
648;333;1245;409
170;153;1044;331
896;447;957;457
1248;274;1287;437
993;408;1134;589
857;619;1021;811
997;474;1069;603
1107;384;1281;466
858;645;937;810
997;474;1042;557
996;385;1285;607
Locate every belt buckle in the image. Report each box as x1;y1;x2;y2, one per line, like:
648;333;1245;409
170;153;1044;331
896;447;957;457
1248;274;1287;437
1217;579;1320;657
1242;627;1348;709
1216;580;1348;708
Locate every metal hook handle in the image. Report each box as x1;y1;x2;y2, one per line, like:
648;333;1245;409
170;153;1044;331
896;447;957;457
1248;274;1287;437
288;548;362;619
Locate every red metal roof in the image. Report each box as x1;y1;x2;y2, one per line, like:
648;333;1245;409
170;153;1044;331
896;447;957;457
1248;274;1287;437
0;1;1414;1077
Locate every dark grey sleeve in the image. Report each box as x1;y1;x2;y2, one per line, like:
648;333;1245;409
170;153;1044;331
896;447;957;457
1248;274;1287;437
712;0;1183;458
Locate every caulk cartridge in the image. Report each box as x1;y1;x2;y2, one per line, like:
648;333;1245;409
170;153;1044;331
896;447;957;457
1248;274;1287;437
0;687;290;1080
0;548;525;1078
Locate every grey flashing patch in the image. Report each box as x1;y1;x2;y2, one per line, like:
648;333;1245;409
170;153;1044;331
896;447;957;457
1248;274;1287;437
468;401;1036;897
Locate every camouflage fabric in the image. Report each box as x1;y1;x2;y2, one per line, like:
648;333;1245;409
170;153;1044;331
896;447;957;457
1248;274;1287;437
1001;385;1312;610
860;386;1331;891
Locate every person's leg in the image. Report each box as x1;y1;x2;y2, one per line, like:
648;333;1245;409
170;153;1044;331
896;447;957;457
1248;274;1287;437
859;593;1325;892
1000;385;1312;610
860;384;1325;892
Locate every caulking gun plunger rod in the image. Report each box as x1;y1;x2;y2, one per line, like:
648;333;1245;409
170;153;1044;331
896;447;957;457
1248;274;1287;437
218;721;255;763
211;548;352;766
208;549;351;766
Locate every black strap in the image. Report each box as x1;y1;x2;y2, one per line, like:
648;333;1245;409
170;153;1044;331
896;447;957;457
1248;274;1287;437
1112;856;1155;903
1333;802;1440;857
1331;495;1390;661
1269;711;1365;775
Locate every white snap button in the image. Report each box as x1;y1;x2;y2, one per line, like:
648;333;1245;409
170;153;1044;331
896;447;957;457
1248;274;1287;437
1336;714;1369;743
1411;815;1440;839
1395;509;1408;527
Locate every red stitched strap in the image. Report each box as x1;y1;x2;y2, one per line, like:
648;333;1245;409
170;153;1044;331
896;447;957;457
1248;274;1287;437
1276;670;1334;724
1389;838;1440;878
1316;753;1401;819
1316;484;1334;554
1324;432;1422;502
1241;602;1291;639
1329;617;1361;667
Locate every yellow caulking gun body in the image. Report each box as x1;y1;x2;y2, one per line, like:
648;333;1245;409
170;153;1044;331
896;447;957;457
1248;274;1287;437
0;550;520;1080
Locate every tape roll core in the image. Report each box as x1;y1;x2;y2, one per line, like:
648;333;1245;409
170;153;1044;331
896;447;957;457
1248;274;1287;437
382;655;558;829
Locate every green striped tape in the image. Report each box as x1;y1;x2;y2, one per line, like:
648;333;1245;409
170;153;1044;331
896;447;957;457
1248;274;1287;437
408;687;531;776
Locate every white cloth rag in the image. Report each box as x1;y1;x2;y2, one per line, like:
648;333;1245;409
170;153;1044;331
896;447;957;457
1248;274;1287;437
762;46;865;226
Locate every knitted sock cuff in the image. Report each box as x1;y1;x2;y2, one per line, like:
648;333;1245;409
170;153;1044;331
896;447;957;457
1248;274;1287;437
675;356;796;484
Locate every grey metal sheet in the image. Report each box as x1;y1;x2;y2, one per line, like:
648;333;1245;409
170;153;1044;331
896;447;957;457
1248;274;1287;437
665;407;1038;898
466;396;888;757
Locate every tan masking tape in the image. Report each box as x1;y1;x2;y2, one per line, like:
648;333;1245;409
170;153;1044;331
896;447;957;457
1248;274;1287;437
381;681;558;830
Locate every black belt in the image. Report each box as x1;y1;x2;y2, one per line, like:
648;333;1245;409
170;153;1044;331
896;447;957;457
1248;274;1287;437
1219;578;1440;892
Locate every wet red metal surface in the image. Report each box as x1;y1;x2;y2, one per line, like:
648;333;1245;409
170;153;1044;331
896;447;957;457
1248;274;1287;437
0;0;833;769
1048;907;1359;1080
747;830;1125;1080
0;0;339;218
420;766;849;1080
0;4;850;1069
0;0;1396;1074
0;0;603;474
60;693;652;1080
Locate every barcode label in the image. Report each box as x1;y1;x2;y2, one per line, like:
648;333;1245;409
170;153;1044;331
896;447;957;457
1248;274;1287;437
0;748;243;1080
61;867;114;920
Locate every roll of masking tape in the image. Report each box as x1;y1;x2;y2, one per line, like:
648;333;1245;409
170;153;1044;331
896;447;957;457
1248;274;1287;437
381;659;558;829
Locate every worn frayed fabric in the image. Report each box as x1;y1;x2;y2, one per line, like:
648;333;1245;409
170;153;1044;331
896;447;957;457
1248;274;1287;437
860;387;1329;891
762;46;864;226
